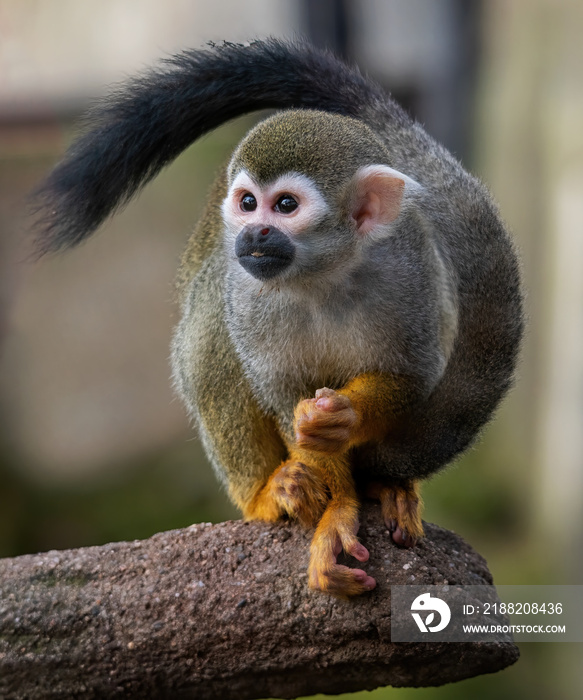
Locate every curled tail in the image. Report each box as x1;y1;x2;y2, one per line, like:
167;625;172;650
32;38;403;255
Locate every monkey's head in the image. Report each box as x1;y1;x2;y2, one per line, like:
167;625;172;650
222;110;421;285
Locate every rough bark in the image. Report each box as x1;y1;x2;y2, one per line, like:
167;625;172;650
0;504;519;699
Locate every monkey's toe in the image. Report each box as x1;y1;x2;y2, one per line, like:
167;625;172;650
309;562;376;598
368;480;424;547
391;526;417;548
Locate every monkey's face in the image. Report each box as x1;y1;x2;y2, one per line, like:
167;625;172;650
222;164;418;286
222;170;335;283
220;110;421;288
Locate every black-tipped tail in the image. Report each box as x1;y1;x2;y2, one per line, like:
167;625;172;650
31;38;398;255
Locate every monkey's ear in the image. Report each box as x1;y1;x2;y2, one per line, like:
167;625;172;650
348;165;419;236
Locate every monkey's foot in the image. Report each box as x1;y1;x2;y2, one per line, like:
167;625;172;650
294;388;357;454
308;502;375;597
272;460;329;527
368;481;424;548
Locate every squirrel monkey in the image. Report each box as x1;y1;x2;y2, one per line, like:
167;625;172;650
32;40;523;597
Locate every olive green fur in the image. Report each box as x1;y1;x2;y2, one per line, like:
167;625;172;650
32;40;523;522
172;166;288;504
229;110;390;195
175;168;228;299
172;102;522;502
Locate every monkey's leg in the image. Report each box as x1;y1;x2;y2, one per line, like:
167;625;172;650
174;255;329;530
204;396;329;527
366;480;424;548
285;449;374;597
193;386;326;526
195;389;329;527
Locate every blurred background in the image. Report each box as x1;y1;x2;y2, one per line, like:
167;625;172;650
0;0;582;698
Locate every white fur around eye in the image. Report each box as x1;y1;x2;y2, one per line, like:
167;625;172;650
221;171;258;233
222;170;329;237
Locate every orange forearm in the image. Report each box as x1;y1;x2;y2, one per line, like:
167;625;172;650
338;372;421;446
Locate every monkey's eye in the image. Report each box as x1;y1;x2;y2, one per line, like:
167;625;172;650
274;194;298;214
240;193;257;212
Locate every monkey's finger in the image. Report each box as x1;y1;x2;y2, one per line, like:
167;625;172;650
297;416;354;436
293;397;317;415
296;407;356;431
395;484;423;539
295;430;351;453
314;396;350;412
309;503;374;596
314;387;337;400
314;390;351;413
296;394;352;414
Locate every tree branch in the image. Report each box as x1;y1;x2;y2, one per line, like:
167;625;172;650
0;503;518;699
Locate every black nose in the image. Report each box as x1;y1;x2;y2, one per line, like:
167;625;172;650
238;225;275;244
235;224;295;281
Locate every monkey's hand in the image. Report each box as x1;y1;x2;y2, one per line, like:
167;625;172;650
243;460;329;528
294;388;357;454
271;460;329;527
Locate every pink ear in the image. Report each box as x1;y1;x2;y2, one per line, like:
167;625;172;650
350;166;406;236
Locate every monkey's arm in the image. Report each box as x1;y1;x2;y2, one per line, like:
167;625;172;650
294;372;422;454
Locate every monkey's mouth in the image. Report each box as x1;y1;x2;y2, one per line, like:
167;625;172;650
235;226;295;281
236;250;295;280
